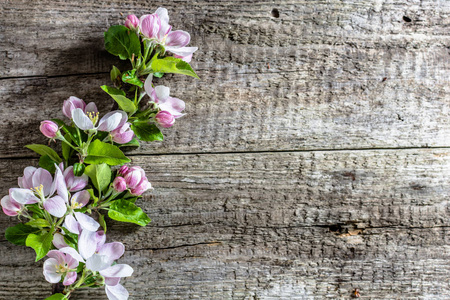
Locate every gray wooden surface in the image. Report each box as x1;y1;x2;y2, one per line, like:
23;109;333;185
0;1;449;299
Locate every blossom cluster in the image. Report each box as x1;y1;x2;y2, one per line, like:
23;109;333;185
1;7;198;300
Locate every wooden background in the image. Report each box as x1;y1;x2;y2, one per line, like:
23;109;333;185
0;0;449;299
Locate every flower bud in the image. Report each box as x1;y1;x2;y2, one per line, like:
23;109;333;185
130;178;152;196
111;122;134;144
155;111;175;128
124;166;145;189
63;96;86;119
118;165;129;176
40;120;60;138
125;14;139;30
113;176;127;192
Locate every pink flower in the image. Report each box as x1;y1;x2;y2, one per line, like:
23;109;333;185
43;250;79;286
63;96;86;119
72;102;128;132
40;120;59;139
113;177;127;193
1;195;23;216
121;166;153;196
155;111;175;128
11;166;68;217
58;163;88;192
139;8;198;58
125;14;139;30
111;122;134;144
118;165;129;175
130;177;152;196
144;75;185;118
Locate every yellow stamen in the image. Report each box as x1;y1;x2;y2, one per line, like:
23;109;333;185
87;111;99;125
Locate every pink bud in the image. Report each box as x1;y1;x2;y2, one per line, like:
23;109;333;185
40;120;59;138
118;165;129;176
113;176;127;192
125;14;139;30
111;123;134;144
130;177;152;196
155;111;175;128
124;166;145;189
63;96;86;119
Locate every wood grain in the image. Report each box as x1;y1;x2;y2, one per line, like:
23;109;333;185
0;0;449;299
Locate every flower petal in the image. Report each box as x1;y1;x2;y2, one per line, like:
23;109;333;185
63;271;77;286
155;7;171;39
100;264;134;278
47;250;65;264
85;102;98;114
50;165;68;203
32;168;53;196
44;196;67;218
105;277;121;286
74;212;100;232
43;258;62;283
98;242;125;262
144;74;154;97
20;166;37;189
154;85;170;102
59;247;85;263
159;97;185;118
63;214;80;234
165;30;190;48
86;253;111;272
140;14;161;39
52;233;69;249
72;108;94;130
78;230;98;260
1;195;22;216
9;188;39;204
71;190;90;208
165;46;198;57
105;283;129;300
98;111;126;132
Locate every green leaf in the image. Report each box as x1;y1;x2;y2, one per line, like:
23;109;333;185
110;65;122;83
122;69;144;87
99;212;107;232
131;122;164;142
153;72;164;78
73;163;85;176
85;140;131;165
25;219;50;228
52;119;82;146
44;293;67;300
100;85;136;113
108;199;151;226
27;204;44;219
63;233;78;249
84;163;111;192
87;189;99;205
104;25;141;60
39;155;57;173
151;56;199;79
25;144;62;163
26;231;53;261
5;224;40;246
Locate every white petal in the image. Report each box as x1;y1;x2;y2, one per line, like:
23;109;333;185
144;74;154;97
32;168;53;196
78;230;97;260
9;188;39;204
52;233;69;249
43;196;67;218
154;85;170;101
43;258;62;283
97;112;122;132
75;212;100;232
105;283;129;300
165;46;198;57
86;253;111;272
72;108;94;130
63;214;80;234
100;264;134;278
59;247;85;263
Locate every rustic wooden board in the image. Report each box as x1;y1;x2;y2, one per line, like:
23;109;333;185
0;149;450;298
0;0;449;299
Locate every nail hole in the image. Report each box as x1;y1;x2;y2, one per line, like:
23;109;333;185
403;16;412;22
271;8;280;18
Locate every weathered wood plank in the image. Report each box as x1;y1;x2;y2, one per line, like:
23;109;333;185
0;149;449;298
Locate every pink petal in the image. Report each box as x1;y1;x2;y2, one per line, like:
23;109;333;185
47;250;66;264
44;196;67;218
71;190;90;208
68;174;88;192
59;247;85;263
1;195;21;216
100;264;133;278
85;102;98;114
165;30;190;48
159;97;185;118
63;271;77;286
105;277;121;286
20;166;37;189
63;214;80;234
78;230;98;260
96;231;106;251
140;14;161;39
9;188;39;205
98;111;126;132
105;283;129;300
51;166;68;203
155;7;171;39
43;258;62;283
32;168;53;196
74;212;100;232
52;233;69;249
144;74;154;97
173;53;193;63
98;242;125;262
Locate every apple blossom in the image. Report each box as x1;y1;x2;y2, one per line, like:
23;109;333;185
40;120;60;139
63;96;86;119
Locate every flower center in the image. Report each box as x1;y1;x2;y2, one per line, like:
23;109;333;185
87;111;99;125
71;201;82;209
55;263;69;274
30;184;44;198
